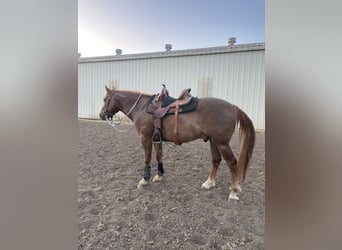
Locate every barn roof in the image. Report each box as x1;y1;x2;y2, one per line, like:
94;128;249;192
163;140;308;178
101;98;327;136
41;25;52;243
79;42;265;63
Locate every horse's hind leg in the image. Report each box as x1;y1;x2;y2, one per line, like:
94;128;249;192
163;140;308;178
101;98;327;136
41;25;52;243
137;136;153;188
201;140;222;189
152;143;164;182
217;144;241;200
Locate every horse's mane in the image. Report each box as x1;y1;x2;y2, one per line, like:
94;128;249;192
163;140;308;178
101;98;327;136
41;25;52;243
114;88;153;97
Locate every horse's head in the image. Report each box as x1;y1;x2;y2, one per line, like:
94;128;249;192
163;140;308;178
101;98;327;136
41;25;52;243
99;86;121;120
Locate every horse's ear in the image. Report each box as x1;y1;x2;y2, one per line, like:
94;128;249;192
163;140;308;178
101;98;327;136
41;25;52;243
105;85;110;92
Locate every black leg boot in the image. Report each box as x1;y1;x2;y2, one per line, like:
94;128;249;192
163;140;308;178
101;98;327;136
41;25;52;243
158;162;164;176
144;166;151;181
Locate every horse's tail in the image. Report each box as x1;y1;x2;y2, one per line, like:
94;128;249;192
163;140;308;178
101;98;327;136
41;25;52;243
234;105;256;182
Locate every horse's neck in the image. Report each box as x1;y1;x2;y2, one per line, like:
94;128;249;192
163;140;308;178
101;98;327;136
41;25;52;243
119;91;148;120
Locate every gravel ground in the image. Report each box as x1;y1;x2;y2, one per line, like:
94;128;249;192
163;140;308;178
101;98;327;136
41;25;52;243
78;120;265;249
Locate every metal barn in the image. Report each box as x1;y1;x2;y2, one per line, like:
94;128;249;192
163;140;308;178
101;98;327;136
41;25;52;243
78;42;265;129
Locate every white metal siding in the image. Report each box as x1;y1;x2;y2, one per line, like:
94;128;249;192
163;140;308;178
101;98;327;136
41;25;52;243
78;44;265;129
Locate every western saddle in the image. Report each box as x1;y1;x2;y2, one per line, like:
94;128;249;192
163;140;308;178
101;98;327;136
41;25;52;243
147;84;198;145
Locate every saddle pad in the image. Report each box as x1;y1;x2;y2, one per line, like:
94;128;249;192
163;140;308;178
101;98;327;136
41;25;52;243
161;96;177;107
171;96;198;113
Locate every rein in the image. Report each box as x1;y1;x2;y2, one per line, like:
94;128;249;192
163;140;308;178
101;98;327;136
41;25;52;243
126;93;143;117
105;93;143;132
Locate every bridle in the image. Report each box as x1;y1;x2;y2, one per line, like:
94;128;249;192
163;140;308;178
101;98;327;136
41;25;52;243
103;91;115;117
104;92;143;132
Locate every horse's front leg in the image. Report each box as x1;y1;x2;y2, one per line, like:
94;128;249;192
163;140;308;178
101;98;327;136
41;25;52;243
137;136;153;188
152;143;164;182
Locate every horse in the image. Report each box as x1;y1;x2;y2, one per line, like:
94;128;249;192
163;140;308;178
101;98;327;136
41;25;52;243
99;86;255;200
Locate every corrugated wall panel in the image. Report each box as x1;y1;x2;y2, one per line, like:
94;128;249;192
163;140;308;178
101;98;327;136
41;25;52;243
78;47;264;129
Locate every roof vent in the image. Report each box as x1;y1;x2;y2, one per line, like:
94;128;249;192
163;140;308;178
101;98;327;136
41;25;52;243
116;49;122;55
228;37;236;46
165;44;172;51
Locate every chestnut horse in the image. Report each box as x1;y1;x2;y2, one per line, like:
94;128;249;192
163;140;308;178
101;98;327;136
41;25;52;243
99;86;255;200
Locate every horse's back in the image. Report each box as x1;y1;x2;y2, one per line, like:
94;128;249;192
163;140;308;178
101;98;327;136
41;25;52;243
197;97;236;118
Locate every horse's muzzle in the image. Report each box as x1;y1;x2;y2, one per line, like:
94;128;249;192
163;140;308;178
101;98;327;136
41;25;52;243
99;112;106;120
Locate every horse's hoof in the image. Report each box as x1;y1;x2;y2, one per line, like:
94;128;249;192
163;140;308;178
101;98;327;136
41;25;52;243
152;174;162;182
137;178;148;188
201;179;216;189
228;191;239;201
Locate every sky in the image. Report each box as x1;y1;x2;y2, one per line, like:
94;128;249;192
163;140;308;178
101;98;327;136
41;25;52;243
78;0;264;57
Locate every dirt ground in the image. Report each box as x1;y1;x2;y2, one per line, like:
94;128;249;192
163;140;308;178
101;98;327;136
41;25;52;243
78;120;265;250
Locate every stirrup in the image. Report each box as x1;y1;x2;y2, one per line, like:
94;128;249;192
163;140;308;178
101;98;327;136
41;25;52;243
152;132;162;144
152;138;162;143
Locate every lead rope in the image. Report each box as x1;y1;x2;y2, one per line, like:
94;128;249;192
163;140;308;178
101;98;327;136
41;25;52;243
105;116;134;132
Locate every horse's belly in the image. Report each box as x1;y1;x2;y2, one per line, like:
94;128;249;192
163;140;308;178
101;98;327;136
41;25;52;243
162;114;205;143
